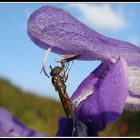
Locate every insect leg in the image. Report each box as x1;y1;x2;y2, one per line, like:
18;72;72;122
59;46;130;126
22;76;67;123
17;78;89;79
61;62;69;82
55;53;79;63
40;48;52;78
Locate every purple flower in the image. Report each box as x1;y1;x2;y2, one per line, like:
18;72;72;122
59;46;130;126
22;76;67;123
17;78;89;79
27;5;140;136
0;108;46;137
56;57;129;136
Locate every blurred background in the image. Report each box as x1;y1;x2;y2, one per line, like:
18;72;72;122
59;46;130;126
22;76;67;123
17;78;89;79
0;2;140;136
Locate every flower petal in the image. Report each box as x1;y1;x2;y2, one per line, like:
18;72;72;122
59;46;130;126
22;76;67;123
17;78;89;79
72;57;128;134
28;5;140;105
124;65;140;111
0;108;46;137
27;5;140;65
55;117;73;136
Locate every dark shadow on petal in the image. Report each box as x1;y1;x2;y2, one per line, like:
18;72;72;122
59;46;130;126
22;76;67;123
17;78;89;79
56;117;73;136
85;111;121;133
12;116;26;129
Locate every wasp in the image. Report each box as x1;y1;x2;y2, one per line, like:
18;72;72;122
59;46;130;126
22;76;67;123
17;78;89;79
50;62;73;118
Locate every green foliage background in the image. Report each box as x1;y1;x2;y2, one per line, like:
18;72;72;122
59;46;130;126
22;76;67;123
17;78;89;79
0;78;140;137
0;78;65;136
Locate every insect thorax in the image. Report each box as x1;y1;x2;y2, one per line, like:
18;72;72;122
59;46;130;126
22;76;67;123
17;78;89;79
52;75;66;91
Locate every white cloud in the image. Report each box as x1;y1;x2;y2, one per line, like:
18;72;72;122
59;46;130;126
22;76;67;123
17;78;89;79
68;4;128;32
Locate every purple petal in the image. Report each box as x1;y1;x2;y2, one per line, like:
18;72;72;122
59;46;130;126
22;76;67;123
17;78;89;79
72;57;129;134
27;5;140;66
0;108;46;137
55;117;73;136
27;5;140;135
27;5;140;105
56;117;98;137
124;66;140;111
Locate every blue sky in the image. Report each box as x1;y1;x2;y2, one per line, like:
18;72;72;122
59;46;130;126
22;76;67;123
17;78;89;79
0;3;140;101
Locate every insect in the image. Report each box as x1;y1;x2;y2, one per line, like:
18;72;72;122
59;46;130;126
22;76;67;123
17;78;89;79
50;62;73;118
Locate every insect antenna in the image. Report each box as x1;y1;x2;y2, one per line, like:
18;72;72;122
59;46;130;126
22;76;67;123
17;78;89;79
50;65;53;70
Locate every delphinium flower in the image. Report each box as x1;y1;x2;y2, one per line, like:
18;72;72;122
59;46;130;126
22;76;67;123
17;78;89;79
27;5;140;136
0;108;45;137
0;5;139;137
